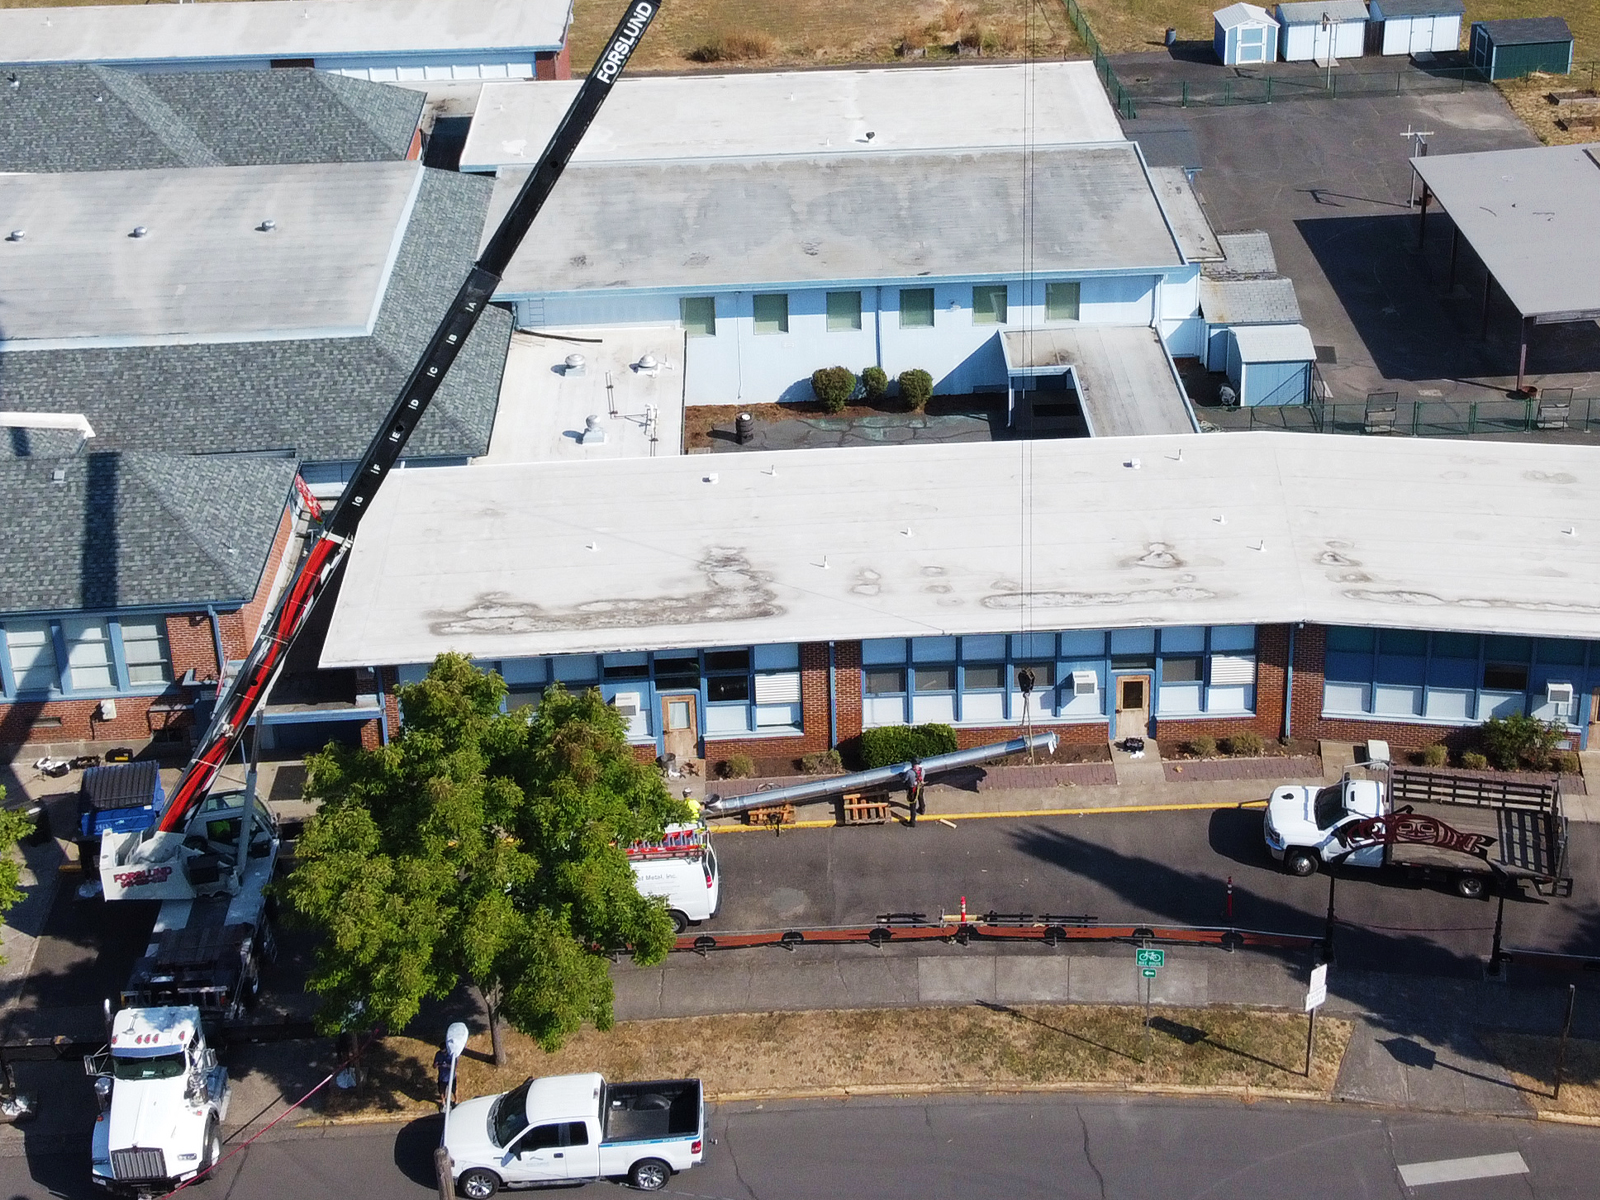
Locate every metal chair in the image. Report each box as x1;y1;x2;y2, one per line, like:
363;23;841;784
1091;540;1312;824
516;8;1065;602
1536;388;1573;430
1363;392;1399;435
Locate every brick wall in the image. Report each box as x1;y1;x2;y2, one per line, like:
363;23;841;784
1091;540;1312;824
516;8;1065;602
215;506;298;661
1151;623;1291;744
534;43;572;80
700;642;836;762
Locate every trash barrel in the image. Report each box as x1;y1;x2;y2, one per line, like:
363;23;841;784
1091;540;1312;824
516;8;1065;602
735;412;754;444
1165;27;1177;46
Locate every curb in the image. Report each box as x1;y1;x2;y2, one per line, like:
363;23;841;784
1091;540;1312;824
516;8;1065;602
710;1079;1329;1103
709;798;1268;832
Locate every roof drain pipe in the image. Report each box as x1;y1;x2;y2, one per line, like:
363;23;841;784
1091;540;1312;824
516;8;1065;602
1281;622;1297;741
205;605;227;681
704;731;1058;817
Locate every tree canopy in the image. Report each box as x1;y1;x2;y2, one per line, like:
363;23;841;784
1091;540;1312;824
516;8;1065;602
283;654;691;1055
0;792;36;962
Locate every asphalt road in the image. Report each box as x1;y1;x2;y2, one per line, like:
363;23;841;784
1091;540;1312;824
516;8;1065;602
705;810;1600;976
7;1095;1599;1200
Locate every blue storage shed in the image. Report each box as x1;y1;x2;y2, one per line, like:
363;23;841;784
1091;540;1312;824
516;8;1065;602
1226;323;1315;406
1469;18;1573;81
1214;3;1279;65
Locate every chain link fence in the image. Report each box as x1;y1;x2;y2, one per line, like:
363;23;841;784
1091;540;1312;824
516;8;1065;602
1235;393;1600;437
1058;0;1137;118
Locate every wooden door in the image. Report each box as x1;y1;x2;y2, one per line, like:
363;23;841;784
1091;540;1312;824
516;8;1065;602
660;693;699;763
1115;675;1150;741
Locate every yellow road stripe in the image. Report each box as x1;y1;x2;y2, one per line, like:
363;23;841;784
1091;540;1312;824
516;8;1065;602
708;798;1267;832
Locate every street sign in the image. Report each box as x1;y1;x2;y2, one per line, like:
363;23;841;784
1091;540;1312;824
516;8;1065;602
1304;963;1329;1012
1135;948;1165;968
1141;968;1158;979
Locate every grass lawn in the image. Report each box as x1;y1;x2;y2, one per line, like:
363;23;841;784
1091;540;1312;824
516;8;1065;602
568;0;1083;74
313;1002;1353;1122
1481;1032;1600;1118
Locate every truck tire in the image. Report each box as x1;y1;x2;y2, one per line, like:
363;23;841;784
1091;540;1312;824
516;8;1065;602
200;1118;221;1180
629;1159;671;1191
668;910;690;935
1283;849;1319;878
458;1169;500;1200
1455;875;1488;899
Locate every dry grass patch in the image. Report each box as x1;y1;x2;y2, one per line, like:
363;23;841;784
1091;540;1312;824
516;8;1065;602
314;1003;1351;1122
569;0;1082;72
1497;74;1600;145
1481;1031;1600;1118
1073;0;1220;54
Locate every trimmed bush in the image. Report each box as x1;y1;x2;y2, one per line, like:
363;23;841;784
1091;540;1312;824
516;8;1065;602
1220;730;1263;757
718;753;755;780
898;368;934;412
860;723;958;769
1481;713;1565;771
1461;752;1489;771
811;366;856;413
1418;743;1449;768
798;749;843;775
861;365;889;403
1186;735;1217;758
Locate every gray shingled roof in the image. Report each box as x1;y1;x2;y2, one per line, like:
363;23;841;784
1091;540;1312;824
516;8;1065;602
0;65;423;173
1199;276;1303;324
0;451;297;615
0;169;509;464
1474;17;1572;45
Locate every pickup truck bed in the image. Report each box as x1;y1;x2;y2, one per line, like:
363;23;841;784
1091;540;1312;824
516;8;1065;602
603;1080;701;1143
1386;769;1567;883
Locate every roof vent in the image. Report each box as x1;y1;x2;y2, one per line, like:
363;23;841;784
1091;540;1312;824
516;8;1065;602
578;415;605;444
564;353;586;376
257;218;276;232
5;230;22;242
51;467;67;484
130;226;148;239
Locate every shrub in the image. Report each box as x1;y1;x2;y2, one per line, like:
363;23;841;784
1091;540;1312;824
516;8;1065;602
1461;752;1489;771
684;30;776;63
1480;713;1565;771
1221;730;1263;757
1186;735;1216;758
718;753;755;779
860;723;958;769
861;365;889;403
798;749;843;775
1418;743;1449;768
811;366;856;413
898;368;934;412
1553;750;1580;775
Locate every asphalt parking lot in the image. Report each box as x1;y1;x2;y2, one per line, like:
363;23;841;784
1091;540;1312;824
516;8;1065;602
1121;81;1600;403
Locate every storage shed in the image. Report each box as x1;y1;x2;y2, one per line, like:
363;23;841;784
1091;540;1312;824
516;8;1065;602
1277;1;1370;61
1469;18;1573;80
1226;324;1315;406
1214;3;1279;65
1369;0;1463;56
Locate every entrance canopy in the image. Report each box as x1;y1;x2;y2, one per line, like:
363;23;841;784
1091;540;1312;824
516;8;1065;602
1413;143;1600;324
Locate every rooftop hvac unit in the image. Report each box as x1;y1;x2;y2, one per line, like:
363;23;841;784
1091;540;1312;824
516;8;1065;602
611;692;641;718
1071;670;1098;697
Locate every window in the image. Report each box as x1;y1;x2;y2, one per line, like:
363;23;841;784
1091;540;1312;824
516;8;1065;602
564;1122;589;1147
915;667;955;692
653;655;700;687
706;649;751;672
62;617;115;691
1483;663;1528;691
680;296;716;337
119;619;172;686
899;288;935;329
603;652;649;681
753;293;788;334
963;664;1005;690
865;669;905;696
1046;281;1081;321
826;291;862;332
1162;656;1203;683
522;1124;563;1152
707;675;749;702
5;621;56;693
972;284;1007;325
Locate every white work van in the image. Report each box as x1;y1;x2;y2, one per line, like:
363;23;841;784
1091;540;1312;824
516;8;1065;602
445;1072;704;1195
626;823;719;933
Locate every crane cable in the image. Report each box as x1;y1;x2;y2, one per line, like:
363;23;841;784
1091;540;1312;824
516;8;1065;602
1017;1;1041;764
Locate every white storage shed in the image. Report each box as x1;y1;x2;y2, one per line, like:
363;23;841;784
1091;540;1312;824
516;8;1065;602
1276;1;1370;61
1226;324;1315;407
1214;4;1279;65
1368;0;1463;55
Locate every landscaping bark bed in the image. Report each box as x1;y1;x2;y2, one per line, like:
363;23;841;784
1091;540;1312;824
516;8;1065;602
1163;756;1324;783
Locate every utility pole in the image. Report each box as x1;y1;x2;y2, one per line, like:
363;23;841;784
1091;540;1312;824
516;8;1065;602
1401;125;1435;208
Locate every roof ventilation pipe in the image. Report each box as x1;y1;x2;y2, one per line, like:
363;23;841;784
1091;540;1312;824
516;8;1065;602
564;353;586;376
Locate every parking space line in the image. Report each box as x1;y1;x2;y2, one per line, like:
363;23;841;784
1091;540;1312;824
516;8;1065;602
1397;1152;1529;1188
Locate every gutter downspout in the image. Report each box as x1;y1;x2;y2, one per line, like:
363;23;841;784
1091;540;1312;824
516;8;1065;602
1282;623;1298;741
205;605;227;680
828;641;838;749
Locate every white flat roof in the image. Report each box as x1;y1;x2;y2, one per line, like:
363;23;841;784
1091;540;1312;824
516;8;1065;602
490;145;1183;297
460;62;1124;172
482;327;685;463
1000;327;1196;438
0;161;421;350
1412;144;1600;322
322;432;1600;667
1231;323;1315;362
0;0;571;66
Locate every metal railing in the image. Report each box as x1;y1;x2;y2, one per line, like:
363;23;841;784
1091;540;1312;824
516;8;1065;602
1147;65;1481;110
1243;394;1600;438
1058;0;1136;118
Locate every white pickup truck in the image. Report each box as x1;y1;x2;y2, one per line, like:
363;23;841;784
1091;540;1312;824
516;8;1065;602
445;1072;704;1196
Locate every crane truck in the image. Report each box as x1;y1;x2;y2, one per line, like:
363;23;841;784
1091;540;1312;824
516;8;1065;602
82;2;662;1193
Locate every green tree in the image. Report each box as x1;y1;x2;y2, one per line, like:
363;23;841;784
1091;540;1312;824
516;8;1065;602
0;792;37;960
283;654;689;1061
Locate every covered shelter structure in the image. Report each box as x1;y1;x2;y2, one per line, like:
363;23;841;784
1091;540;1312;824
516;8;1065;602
1213;3;1279;65
1276;0;1370;62
1412;143;1600;392
1469;17;1573;80
1368;0;1464;56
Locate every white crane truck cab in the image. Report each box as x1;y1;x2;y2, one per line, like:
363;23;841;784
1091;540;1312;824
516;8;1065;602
445;1072;704;1196
89;1006;229;1197
625;823;719;933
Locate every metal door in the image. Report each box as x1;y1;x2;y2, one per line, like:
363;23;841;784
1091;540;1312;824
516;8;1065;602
1409;15;1434;54
661;693;700;763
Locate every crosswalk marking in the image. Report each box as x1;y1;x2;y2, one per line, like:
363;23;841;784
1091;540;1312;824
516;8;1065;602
1397;1152;1530;1188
